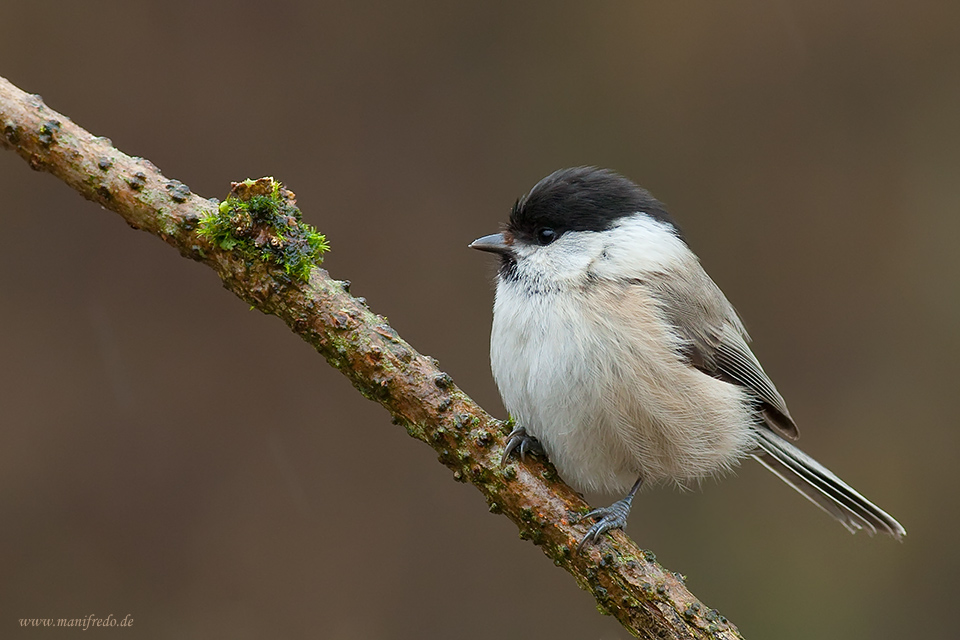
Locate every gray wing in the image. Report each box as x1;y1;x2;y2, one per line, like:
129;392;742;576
644;265;799;440
635;263;907;538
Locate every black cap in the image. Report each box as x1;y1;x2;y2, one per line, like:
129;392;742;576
508;167;680;244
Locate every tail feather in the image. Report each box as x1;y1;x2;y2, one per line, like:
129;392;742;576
751;428;906;540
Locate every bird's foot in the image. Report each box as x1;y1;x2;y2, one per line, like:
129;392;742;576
501;426;545;465
574;495;635;553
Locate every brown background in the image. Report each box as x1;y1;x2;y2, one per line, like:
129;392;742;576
2;2;958;638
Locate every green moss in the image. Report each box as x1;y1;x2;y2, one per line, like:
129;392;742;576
198;177;329;281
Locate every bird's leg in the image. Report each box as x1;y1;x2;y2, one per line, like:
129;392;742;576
575;476;643;552
501;426;545;465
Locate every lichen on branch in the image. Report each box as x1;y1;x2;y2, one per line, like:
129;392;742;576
199;177;330;281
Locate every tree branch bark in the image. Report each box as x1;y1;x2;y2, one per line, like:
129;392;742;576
0;74;743;640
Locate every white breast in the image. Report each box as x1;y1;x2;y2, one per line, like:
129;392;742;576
491;277;757;495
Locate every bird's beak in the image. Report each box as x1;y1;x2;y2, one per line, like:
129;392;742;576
469;232;512;255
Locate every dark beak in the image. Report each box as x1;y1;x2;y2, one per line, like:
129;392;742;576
469;232;512;255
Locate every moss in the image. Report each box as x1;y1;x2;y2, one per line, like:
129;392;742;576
198;177;329;281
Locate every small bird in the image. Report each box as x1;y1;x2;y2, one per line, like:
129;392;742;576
470;167;905;550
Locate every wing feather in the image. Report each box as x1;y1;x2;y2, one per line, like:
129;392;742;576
642;263;799;439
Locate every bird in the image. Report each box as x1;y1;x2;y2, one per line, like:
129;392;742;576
469;166;905;551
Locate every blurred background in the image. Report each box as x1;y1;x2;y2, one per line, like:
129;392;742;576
1;1;957;638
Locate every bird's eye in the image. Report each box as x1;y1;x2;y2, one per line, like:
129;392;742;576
536;228;557;245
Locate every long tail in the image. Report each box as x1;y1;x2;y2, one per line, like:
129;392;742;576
750;428;906;539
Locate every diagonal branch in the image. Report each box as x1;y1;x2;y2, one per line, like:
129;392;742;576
0;74;742;640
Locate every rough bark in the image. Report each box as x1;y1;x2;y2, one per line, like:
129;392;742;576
0;74;743;640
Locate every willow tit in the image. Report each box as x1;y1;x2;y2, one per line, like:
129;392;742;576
470;167;905;550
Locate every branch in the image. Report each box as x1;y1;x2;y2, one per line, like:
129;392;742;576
0;74;742;640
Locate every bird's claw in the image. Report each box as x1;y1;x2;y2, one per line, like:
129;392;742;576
501;426;545;465
574;497;634;553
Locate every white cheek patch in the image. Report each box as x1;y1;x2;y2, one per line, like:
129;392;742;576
508;213;690;290
513;232;604;286
589;214;690;278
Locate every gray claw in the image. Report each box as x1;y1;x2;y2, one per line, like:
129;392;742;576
575;496;634;553
501;426;545;465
